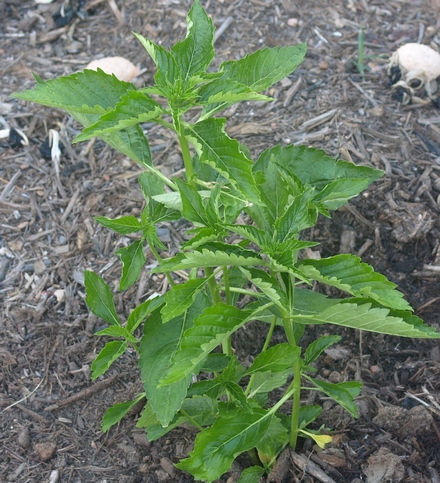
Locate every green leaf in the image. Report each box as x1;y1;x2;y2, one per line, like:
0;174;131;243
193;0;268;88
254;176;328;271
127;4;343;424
309;378;362;417
256;416;288;466
221;44;306;92
94;325;138;344
95;215;141;235
313;177;376;210
84;271;120;326
239;267;288;309
294;301;440;338
126;295;164;333
256;145;382;198
304;335;341;366
13;69;153;168
115;240;146;290
225;381;254;413
298;405;322;429
91;340;128;380
185;118;261;204
246;343;300;375
274;188;317;241
198;79;271;118
12;68;135;115
134;32;181;87
74;91;164;142
156;246;262;272
159;304;253;386
152;190;211;212
177;409;272;482
293;288;341;316
237;466;265;483
161;278;208;323
175;178;208;225
139;294;210;427
102;394;145;432
298;254;412;312
202;43;306;118
171;0;214;83
248;370;291;397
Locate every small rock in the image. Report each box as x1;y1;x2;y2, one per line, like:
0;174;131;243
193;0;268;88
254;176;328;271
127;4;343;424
35;442;57;461
17;427;30;448
287;18;299;27
372;405;433;438
329;370;343;383
363;447;404;483
319;60;329;70
160;456;176;477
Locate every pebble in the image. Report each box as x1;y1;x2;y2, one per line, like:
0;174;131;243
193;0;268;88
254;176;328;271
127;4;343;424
35;442;57;461
287;18;299;27
319;60;329;70
18;427;30;448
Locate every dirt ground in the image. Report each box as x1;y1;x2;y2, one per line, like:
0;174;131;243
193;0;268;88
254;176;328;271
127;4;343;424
1;0;440;482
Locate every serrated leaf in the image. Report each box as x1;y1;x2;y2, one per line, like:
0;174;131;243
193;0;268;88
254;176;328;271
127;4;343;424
156;246;263;272
239;267;288;309
294;301;440;338
175;178;208;225
237;466;265;483
102;393;145;432
256;145;382;197
94;325;138;344
248;370;291;397
95;215;141;235
91;340;127;380
246;343;300;375
152;190;211;212
298;254;411;312
115;240;146;290
159;304;253;386
221;44;307;92
186;118;261;204
293;288;341;316
256;416;288;466
202;43;306;118
13;70;153;167
85;271;120;326
198;79;271;118
139;294;210;426
274;188;317;241
177;409;272;482
309;378;362;417
75;90;164;142
126;295;164;333
12;68;135;115
304;335;341;366
134;32;181;86
171;0;214;83
313;177;377;210
161;278;208;323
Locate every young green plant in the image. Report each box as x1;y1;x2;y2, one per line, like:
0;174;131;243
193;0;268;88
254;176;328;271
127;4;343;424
13;2;440;482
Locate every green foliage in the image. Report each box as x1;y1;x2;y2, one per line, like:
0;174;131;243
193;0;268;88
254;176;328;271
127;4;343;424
13;1;440;481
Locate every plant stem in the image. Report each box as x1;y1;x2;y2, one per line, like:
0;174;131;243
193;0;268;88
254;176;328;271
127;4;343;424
150;244;174;287
282;272;302;449
178;132;196;185
223;266;231;305
245;315;277;397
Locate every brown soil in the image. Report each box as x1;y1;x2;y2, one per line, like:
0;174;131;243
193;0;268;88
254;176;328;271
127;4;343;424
1;0;440;482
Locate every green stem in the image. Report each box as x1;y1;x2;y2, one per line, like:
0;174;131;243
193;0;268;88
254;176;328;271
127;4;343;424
205;266;232;360
245;315;277;397
178;132;195;185
180;408;204;431
150;244;174;287
282;271;302;449
223;266;231;305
